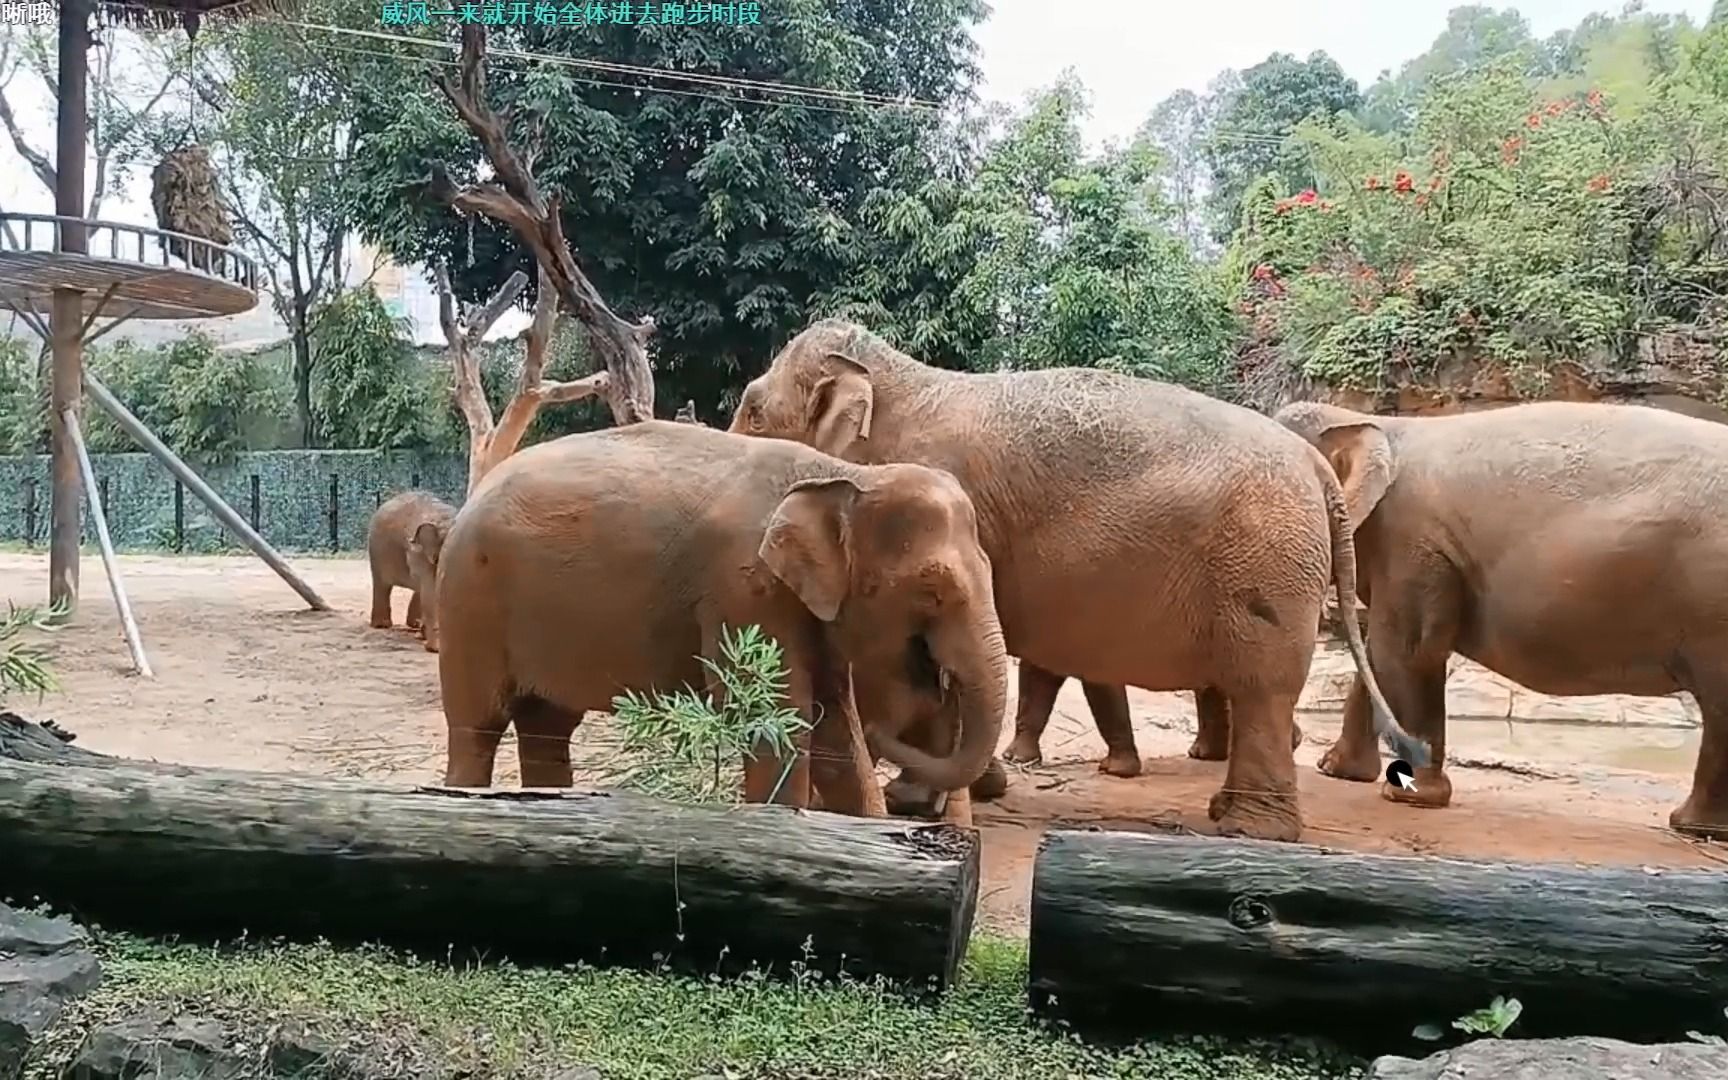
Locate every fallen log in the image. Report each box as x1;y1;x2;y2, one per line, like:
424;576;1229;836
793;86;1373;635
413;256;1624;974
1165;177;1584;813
1028;828;1728;1052
0;715;979;991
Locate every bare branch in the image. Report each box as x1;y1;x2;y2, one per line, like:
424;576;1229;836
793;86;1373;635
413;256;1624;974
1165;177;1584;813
519;261;558;389
536;372;611;404
462;268;528;349
430;25;656;426
434;262;460;348
0;83;54;193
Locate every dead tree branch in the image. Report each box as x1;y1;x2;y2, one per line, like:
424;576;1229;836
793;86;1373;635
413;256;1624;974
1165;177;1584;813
429;25;655;427
437;262;610;494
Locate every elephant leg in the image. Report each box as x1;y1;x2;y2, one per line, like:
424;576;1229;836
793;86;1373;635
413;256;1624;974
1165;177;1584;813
1004;663;1064;765
809;666;886;818
1377;659;1451;809
1082;680;1140;777
513;696;583;788
1186;686;1231;761
1206;689;1302;842
1317;677;1383;781
442;681;507;790
1672;692;1728;839
405;591;423;631
368;574;392;629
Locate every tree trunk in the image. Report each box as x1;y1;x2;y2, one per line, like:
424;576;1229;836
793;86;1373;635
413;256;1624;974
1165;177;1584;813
291;326;313;447
0;715;980;991
1028;828;1728;1054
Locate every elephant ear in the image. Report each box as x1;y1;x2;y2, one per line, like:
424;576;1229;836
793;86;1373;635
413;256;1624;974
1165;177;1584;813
1315;421;1396;533
806;352;873;458
760;477;860;622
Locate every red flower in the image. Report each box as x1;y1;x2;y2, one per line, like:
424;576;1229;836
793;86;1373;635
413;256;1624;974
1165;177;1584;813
1526;112;1543;129
1428;175;1443;192
1273;199;1292;214
1295;189;1319;205
1393;170;1414;193
1414;193;1431;208
1586;173;1611;193
1365;175;1384;190
1545;100;1566;117
1587;88;1604;110
1320;198;1335;211
1501;135;1524;164
1251;264;1276;281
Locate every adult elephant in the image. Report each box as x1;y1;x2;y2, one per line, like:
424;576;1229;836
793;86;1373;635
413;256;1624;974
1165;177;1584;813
1276;400;1728;838
728;319;1426;841
434;420;1010;824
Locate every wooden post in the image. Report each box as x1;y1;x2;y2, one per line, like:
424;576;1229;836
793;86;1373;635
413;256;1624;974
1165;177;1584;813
47;0;90;620
83;373;330;612
0;716;981;991
63;409;152;678
1028;829;1728;1053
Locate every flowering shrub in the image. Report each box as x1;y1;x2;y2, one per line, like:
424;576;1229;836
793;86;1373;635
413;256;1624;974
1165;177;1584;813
1228;43;1728;397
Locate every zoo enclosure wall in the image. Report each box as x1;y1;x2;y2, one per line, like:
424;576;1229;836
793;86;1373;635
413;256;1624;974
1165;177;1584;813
0;449;467;553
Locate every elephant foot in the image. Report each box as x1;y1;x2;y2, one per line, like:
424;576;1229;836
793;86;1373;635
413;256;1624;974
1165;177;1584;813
1208;786;1301;843
884;773;940;818
406;616;423;631
1381;765;1452;808
1186;734;1229;762
421;638;439;654
1669;794;1728;840
971;757;1009;801
369;616;392;630
1099;748;1142;777
1002;733;1043;767
1318;739;1382;782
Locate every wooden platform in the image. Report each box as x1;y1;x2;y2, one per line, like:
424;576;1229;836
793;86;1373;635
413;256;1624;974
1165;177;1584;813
0;212;258;321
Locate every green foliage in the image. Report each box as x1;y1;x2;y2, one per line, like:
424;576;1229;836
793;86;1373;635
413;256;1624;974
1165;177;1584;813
1411;994;1523;1044
310;286;437;450
0;600;63;702
42;933;1364;1080
606;624;810;805
1226;8;1728;399
0;336;45;455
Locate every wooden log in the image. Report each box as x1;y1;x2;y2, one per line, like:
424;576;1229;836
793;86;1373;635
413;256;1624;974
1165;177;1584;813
0;715;979;991
1028;828;1728;1053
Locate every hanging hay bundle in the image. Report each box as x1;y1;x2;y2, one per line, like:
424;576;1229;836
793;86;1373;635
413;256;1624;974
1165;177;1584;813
151;145;233;272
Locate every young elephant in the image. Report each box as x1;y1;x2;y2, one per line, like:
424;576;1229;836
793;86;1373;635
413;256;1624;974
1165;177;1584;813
367;490;456;652
433;420;1010;822
729;319;1427;841
1276;400;1728;839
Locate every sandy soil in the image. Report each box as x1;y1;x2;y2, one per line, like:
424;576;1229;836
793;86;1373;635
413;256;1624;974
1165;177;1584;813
3;551;1723;934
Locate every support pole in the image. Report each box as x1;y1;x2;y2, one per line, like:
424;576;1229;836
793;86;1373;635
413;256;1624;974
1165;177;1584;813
82;373;331;612
62;408;152;678
47;0;91;620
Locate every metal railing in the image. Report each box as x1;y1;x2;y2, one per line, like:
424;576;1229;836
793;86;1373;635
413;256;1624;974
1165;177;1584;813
0;212;259;293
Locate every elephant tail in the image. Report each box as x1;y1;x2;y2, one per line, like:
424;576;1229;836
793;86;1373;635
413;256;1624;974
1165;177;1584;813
1315;454;1433;770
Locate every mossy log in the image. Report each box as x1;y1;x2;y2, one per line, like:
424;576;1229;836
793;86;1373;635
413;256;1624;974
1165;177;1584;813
0;715;979;990
1028;828;1728;1052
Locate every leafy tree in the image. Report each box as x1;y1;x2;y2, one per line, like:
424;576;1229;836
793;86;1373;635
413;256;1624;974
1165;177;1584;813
1359;6;1541;134
310;286;436;450
1138;89;1214;252
334;0;987;419
1202;51;1362;242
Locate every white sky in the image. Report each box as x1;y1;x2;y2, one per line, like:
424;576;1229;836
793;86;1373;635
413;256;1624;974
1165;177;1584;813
0;0;1718;343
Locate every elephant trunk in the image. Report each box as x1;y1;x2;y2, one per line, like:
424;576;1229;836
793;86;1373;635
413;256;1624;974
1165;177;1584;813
868;603;1009;793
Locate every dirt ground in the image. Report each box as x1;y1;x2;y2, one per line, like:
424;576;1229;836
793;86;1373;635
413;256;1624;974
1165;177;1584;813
4;551;1724;934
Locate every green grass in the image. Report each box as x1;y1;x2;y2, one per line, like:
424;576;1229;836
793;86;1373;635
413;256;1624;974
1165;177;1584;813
34;933;1367;1080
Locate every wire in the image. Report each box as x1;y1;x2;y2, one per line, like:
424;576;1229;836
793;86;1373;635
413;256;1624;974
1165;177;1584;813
284;20;939;112
315;41;920;118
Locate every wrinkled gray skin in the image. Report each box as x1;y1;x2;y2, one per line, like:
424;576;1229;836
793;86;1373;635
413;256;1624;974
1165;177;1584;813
367;490;456;652
729;319;1427;842
1277;400;1728;838
433;421;1010;818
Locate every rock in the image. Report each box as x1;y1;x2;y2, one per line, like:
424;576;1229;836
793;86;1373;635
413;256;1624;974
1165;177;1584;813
64;1014;248;1080
0;902;100;1080
1368;1037;1728;1079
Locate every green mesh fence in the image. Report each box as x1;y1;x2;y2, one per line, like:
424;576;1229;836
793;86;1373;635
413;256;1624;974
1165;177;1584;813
0;450;468;554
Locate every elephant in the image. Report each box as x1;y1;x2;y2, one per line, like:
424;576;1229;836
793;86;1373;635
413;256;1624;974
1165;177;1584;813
432;419;1010;824
728;318;1427;841
367;490;456;652
1275;399;1728;839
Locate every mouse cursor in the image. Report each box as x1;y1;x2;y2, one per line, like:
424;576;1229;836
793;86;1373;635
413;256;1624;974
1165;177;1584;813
1394;772;1417;792
1386;759;1418;792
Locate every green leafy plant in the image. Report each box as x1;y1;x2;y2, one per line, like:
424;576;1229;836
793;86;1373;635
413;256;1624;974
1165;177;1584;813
605;624;811;805
0;599;66;701
1413;994;1524;1042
